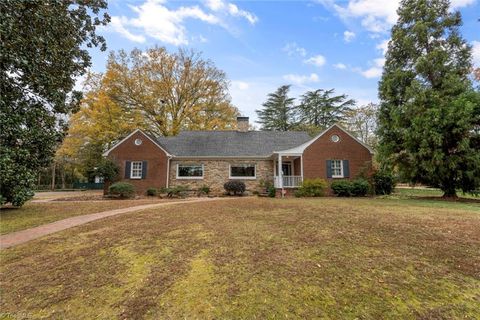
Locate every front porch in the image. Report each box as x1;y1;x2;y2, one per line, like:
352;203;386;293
273;153;303;188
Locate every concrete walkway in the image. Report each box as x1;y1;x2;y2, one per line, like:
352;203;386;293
0;198;229;249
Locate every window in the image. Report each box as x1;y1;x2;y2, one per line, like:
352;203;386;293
331;134;340;143
130;161;143;179
134;138;143;146
230;164;256;179
331;160;343;178
177;164;204;179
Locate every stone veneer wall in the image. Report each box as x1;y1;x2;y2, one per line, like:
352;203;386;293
169;159;274;194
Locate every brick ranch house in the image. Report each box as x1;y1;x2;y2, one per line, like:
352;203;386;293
103;117;373;196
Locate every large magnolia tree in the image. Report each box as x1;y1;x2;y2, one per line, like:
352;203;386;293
0;0;109;206
106;47;238;136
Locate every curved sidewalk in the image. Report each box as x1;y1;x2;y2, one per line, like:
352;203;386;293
1;198;229;249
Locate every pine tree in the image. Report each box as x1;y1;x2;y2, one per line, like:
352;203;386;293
378;0;480;198
256;85;295;131
297;89;355;129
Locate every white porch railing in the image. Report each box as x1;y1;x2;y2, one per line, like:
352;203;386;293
274;176;303;188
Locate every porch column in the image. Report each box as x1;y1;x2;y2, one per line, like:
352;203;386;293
273;156;276;183
279;153;284;197
300;154;304;183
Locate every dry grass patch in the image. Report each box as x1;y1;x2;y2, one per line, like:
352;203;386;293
1;197;479;319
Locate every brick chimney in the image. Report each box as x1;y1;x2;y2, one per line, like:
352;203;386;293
237;116;249;132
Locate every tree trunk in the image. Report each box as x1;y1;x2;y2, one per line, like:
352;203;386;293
442;187;458;200
51;162;56;191
61;165;66;189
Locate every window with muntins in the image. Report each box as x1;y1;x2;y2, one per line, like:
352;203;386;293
331;160;343;178
177;165;203;178
230;164;256;178
131;161;143;179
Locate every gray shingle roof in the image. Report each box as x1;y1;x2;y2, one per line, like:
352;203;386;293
156;131;312;157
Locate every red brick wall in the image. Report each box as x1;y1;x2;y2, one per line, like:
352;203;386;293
107;131;169;194
303;126;372;181
293;158;301;176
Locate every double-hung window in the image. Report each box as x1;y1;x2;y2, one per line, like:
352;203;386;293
130;161;143;179
331;160;343;178
230;164;256;179
177;164;204;179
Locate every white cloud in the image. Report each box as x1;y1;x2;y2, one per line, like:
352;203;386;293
283;42;307;57
333;63;347;69
231;80;250;90
344;30;356;42
320;0;477;34
358;57;385;78
376;39;389;55
227;3;258;24
109;0;257;45
204;0;258;24
472;41;480;66
360;67;383;78
283;73;320;85
304;54;326;67
110;16;146;43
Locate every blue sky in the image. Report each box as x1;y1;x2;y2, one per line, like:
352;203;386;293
88;0;480;124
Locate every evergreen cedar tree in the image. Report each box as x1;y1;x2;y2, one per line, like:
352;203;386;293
256;85;356;134
0;0;110;206
378;0;480;198
256;85;296;131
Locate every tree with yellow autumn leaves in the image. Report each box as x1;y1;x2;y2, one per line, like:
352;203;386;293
58;47;239;182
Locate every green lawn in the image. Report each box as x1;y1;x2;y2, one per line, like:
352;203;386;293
1;197;479;319
0;199;164;235
394;187;479;199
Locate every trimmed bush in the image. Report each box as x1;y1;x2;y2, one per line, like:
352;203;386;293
161;185;189;198
109;182;135;198
331;180;352;197
146;187;158;196
198;185;210;196
373;170;396;195
224;180;246;196
267;185;276;198
295;178;328;197
351;179;369;196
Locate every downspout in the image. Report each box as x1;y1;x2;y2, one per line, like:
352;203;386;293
279;153;284;198
166;155;172;188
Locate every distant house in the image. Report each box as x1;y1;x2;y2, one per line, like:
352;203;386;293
103;117;373;195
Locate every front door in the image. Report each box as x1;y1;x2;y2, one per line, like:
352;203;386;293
282;162;292;176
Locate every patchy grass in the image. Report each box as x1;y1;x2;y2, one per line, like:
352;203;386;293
0;199;163;235
1;198;479;319
394;187;479;200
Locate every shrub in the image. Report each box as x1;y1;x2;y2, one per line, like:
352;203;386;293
373;170;396;195
146;187;158;196
0;194;5;206
224;180;246;196
109;182;135;198
351;178;369;196
161;185;189;198
295;178;327;197
95;159;120;182
198;185;210;196
331;180;352;197
267;185;276;198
